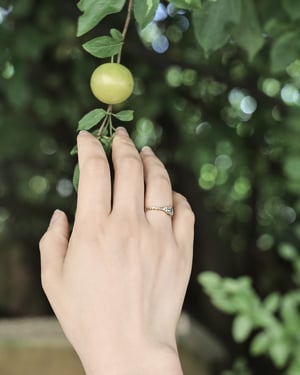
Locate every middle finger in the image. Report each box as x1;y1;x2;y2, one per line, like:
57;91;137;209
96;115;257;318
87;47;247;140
111;127;144;215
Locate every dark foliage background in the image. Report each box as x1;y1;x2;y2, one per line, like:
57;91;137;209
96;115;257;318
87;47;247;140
1;0;300;373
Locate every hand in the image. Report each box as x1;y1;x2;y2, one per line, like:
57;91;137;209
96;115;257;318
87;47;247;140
39;128;194;375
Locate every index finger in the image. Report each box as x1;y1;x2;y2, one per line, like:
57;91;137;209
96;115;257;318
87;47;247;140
75;131;111;224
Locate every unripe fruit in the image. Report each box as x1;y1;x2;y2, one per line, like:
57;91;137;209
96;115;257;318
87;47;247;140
90;63;134;105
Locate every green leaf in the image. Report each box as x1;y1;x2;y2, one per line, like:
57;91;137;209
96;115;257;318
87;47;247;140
287;363;300;375
77;0;126;37
73;163;80;192
77;109;107;131
100;136;113;155
211;296;237;313
255;308;276;327
223;276;252;293
232;314;253;342
192;0;242;57
110;28;123;42
269;340;290;368
83;36;122;58
250;332;270;355
133;0;160;29
198;271;222;290
112;110;134;122
231;293;254;312
264;292;280;313
232;0;264;61
271;32;300;73
77;0;86;12
282;0;300;21
169;0;202;10
280;292;300;326
70;145;78;156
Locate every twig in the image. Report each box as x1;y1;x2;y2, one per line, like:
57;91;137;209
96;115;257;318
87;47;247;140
97;104;112;137
117;0;133;64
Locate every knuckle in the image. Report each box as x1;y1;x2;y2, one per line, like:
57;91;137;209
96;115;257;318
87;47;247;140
81;154;108;174
146;157;165;172
40;268;53;292
39;233;47;250
183;206;195;226
145;158;171;184
113;135;134;151
174;191;187;201
117;153;143;172
153;172;170;186
113;213;142;243
185;206;195;221
39;232;53;254
174;192;195;221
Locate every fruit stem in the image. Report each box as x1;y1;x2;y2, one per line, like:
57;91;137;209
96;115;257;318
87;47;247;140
97;104;113;137
117;0;133;64
108;112;114;137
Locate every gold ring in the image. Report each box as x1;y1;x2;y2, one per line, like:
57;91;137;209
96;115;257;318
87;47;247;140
145;206;174;217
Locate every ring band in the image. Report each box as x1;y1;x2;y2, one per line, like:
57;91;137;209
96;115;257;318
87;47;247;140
145;206;174;217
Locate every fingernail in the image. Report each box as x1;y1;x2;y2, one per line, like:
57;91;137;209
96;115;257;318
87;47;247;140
141;146;154;155
78;130;89;136
49;209;64;226
116;127;128;135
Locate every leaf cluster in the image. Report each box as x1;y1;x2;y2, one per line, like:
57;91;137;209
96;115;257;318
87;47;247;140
73;0;216;188
199;264;300;374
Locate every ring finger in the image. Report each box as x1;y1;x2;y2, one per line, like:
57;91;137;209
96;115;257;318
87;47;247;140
140;146;173;226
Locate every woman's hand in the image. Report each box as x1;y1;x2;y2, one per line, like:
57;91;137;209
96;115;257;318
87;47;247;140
39;128;194;375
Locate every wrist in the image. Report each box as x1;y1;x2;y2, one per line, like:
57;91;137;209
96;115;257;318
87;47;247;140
79;343;183;375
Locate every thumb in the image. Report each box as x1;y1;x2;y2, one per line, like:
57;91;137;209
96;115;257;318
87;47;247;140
39;209;69;289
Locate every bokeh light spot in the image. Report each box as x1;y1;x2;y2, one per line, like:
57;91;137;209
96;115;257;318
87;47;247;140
281;84;300;105
228;88;245;108
2;61;15;79
56;178;73;198
240;96;257;115
0;207;10;223
153;3;168;22
257;234;274;251
28;176;49;195
262;78;281;97
166;66;182;87
152;34;169;54
232;177;251;200
281;206;296;224
200;164;218;182
215;154;232;170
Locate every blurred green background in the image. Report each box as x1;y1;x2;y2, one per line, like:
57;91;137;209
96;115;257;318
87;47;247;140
1;0;300;374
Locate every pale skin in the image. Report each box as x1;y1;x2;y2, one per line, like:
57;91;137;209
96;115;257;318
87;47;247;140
39;127;195;375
